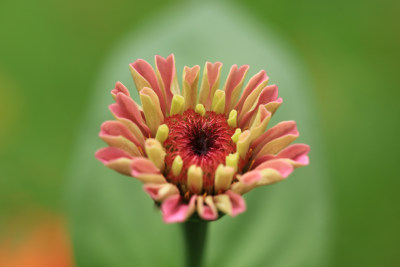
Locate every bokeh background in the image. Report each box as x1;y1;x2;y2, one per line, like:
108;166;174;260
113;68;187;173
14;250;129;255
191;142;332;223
0;0;399;266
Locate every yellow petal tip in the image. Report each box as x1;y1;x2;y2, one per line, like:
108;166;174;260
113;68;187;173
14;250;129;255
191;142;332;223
225;152;239;172
155;124;169;144
170;94;185;116
231;128;242;144
227;109;237;128
187;165;203;194
195;104;206;116
211;89;225;114
172;155;183;176
145;138;166;171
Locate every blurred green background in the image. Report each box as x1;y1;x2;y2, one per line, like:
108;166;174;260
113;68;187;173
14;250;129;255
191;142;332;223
0;0;399;266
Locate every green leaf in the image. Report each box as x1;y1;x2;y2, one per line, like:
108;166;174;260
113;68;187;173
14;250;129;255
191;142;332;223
67;2;330;266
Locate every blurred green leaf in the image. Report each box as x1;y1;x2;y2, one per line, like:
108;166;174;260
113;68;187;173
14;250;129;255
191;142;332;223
67;2;330;266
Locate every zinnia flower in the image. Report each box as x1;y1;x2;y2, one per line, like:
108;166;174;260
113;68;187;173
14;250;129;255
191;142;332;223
95;54;309;223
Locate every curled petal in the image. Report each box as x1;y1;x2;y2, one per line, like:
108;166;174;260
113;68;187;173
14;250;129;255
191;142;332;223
277;144;310;166
258;84;279;104
140;87;164;136
130;59;166;114
234;70;269;114
265;98;282;115
226;190;246;216
248;105;272;143
211;89;225;114
199;61;223;109
95;147;133;175
253;144;310;168
131;157;159;174
143;183;180;202
255;159;294;177
214;190;246;217
99;135;141;157
230;171;259;195
182;65;200;110
161;195;197;223
237;130;251;159
95;147;133;164
232;159;293;194
116;118;145;147
132;174;165;184
197;196;218;221
252;121;299;158
100;121;141;146
99;121;143;156
144;138;166;171
111;82;130;99
155;54;180;112
131;157;165;184
223;64;249;113
240;170;263;185
238;85;278;128
106;158;132;176
214;165;234;192
109;93;150;136
187;165;203;194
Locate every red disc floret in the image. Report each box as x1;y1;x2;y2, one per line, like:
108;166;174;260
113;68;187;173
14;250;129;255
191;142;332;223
164;109;236;195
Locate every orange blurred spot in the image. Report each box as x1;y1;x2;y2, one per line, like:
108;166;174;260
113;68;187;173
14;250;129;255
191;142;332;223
0;214;74;267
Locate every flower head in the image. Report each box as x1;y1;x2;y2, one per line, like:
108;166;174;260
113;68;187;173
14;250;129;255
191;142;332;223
96;54;310;223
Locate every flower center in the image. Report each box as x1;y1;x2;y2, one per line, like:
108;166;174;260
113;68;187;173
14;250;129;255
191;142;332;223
188;127;215;156
164;109;236;194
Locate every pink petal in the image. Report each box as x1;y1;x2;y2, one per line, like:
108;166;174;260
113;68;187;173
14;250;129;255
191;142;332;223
111;82;130;98
95;147;134;175
247;105;272;142
198;62;223;109
258;84;279;103
278;144;310;165
253;144;310;168
109;93;150;136
232;160;294;194
95;147;133;164
139;87;164;136
197;196;218;221
252;154;275;169
161;195;197;223
254;159;294;178
131;157;160;176
155;54;177;111
224;64;249;113
252;121;299;154
240;170;262;185
239;85;278;128
230;170;262;195
99;120;142;148
225;190;246;216
207;61;223;90
130;59;166;114
184;65;200;84
234;70;269;114
265;98;283;115
143;183;179;202
182;65;201;110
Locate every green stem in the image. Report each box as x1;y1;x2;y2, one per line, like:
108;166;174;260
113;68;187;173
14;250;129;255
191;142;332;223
182;221;208;267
